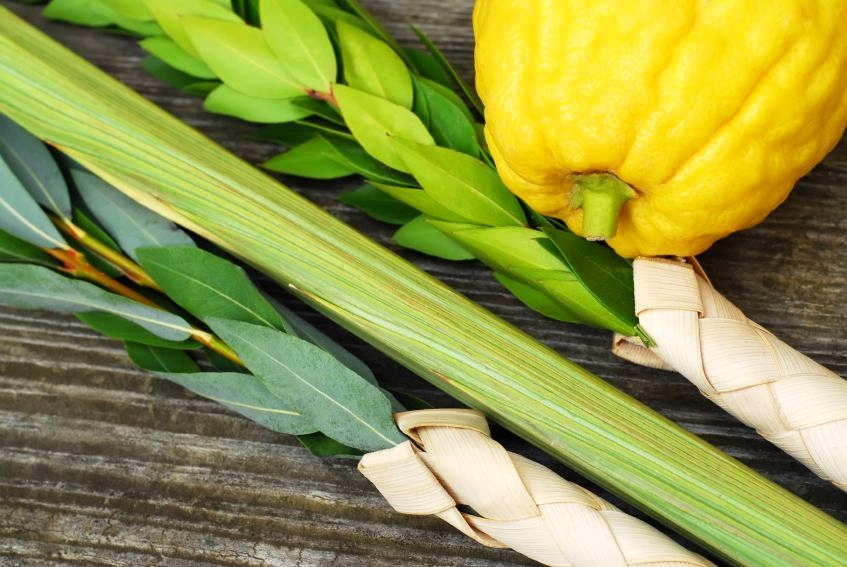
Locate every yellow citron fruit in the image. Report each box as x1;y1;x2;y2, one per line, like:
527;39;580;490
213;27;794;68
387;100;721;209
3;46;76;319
473;0;847;257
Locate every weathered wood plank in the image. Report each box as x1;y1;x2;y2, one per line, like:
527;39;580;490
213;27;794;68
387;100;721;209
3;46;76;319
1;1;845;565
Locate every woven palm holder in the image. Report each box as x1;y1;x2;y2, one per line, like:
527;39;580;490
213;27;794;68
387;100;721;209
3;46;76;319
614;257;847;490
359;408;713;567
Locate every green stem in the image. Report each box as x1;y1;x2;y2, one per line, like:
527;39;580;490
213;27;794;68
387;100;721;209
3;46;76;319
571;173;636;240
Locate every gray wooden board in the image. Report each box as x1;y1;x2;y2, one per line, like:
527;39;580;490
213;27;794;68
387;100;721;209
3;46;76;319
0;1;845;565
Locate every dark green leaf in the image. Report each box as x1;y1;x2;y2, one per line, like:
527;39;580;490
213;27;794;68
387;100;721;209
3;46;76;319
182;16;304;98
291;98;344;125
71;207;123;277
125;341;200;373
141;54;201;90
140;36;216;79
136;246;287;330
543;227;638;334
0;228;56;266
386;390;432;412
308;5;368;34
411;24;484;116
143;0;242;57
207;317;404;451
0;264;193;341
367;181;467;223
493;271;582;324
78;311;201;349
413;77;478;156
263;136;358;179
0;115;71;217
333;84;434;172
204;86;313;124
337;19;412;108
319;137;415;186
393;216;474;261
250;121;351;146
0;153;66;249
405;48;452;87
338;184;418;225
297;432;361;457
73;170;194;261
261;0;337;92
207;348;246;373
391;141;525;227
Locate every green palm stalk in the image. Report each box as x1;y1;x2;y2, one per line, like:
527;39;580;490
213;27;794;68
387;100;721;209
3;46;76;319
1;7;846;565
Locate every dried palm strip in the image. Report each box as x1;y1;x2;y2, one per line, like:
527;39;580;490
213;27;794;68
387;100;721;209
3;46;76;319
615;257;847;491
1;7;846;564
361;409;714;567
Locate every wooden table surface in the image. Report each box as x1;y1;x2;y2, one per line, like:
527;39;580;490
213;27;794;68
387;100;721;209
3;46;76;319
1;2;845;565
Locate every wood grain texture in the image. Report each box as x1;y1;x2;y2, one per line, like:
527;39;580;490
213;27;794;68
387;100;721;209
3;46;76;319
1;1;845;565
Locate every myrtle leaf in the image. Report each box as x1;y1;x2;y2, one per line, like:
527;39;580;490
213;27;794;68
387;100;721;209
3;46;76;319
337;19;412;108
308;5;368;34
139;36;216;79
290;98;344;125
0;154;66;249
405;48;452;88
141;54;205;90
42;0;121;27
263;136;358;179
181;17;303;99
317;136;415;186
143;0;242;57
0;228;57;266
493;271;583;324
338;184;419;225
136;246;287;330
412;77;478;156
367;181;467;223
0;115;71;218
207;317;404;451
393;216;474;261
73;170;194;261
204;86;313;124
0;264;193;341
261;0;337;92
78;311;201;349
333;84;434;172
391;141;526;227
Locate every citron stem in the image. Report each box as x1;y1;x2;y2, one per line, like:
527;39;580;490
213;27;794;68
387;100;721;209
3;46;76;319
571;173;636;240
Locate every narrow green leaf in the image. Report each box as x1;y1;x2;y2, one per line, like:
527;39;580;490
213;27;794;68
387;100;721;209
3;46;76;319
204;86;313;124
263;136;357;179
136;246;287;330
143;0;242;57
0;264;193;341
125;341;200;373
251;121;351;146
261;0;336;92
413;77;478;156
319;137;415;186
207;318;404;451
291;98;344;125
0;228;56;266
367;181;467;223
493;271;582;324
140;54;202;90
78;311;201;349
391;141;526;227
182;16;304;99
405;48;452;88
393;216;474;261
297;432;361;457
543;227;639;332
139;36;216;79
0;115;71;217
308;5;367;34
71;207;123;277
338;184;418;225
72;170;194;261
337;20;412;108
0;154;66;249
42;0;119;27
333;84;434;172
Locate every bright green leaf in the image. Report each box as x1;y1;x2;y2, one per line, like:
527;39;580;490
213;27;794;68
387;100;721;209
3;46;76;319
0;115;71;218
72;170;194;261
143;0;242;57
78;311;201;349
393;216;474;261
391;140;525;227
0;264;193;341
0;228;56;266
413;77;478;156
204;85;313;124
207;317;404;451
141;54;203;90
333;84;433;172
102;0;156;22
0;154;66;249
338;184;418;225
140;36;216;79
367;181;467;223
337;19;412;108
182;16;304;99
42;0;120;27
318;136;415;186
493;271;582;324
263;136;357;179
261;0;337;92
136;246;287;330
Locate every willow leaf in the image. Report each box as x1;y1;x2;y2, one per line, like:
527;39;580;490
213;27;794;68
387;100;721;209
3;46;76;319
333;84;433;172
0;228;56;266
0;264;192;341
0;154;66;249
392;141;525;227
143;0;241;57
139;36;216;79
337;184;418;225
261;0;336;92
263;136;357;179
73;169;194;260
78;311;201;349
125;341;200;372
207;317;404;452
394;216;474;261
337;19;412;108
136;246;287;330
70;207;123;277
0;115;70;218
204;86;313;124
297;432;361;457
